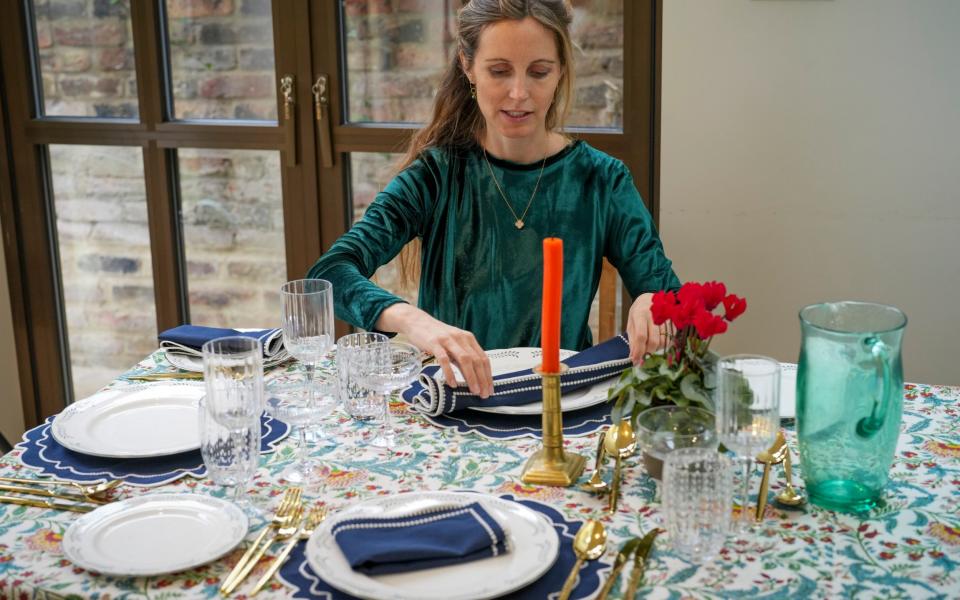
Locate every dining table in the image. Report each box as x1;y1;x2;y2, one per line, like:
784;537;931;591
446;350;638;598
1;348;959;599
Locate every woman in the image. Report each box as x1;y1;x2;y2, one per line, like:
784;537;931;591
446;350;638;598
309;0;680;399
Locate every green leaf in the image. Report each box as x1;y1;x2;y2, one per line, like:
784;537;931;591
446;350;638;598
680;372;711;407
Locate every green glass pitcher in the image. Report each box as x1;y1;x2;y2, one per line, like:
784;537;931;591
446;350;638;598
797;301;907;513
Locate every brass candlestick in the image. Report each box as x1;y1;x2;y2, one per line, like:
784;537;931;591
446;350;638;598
521;365;587;486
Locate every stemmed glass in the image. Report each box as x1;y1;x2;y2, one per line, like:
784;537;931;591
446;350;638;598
201;336;264;513
273;278;336;484
357;341;420;448
716;354;781;534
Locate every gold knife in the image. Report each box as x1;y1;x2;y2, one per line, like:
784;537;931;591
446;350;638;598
125;372;204;381
0;494;94;513
625;528;663;598
596;538;641;600
0;483;107;505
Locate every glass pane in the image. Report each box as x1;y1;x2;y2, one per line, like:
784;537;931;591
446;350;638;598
165;0;278;120
179;149;286;327
341;0;623;129
49;145;156;400
32;0;139;118
348;152;600;341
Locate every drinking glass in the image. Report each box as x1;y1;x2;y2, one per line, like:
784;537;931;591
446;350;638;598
365;342;420;448
202;336;264;429
276;279;336;484
336;332;389;421
716;355;781;533
199;396;260;509
662;448;734;561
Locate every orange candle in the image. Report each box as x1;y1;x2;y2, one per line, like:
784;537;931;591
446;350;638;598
541;237;563;373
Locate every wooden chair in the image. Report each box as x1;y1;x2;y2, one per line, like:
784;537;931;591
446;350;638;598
598;258;621;342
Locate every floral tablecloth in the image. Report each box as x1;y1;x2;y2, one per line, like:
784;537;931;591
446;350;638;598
1;351;959;599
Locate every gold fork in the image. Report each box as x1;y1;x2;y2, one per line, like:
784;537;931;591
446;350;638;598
250;507;327;595
220;487;301;595
224;504;303;595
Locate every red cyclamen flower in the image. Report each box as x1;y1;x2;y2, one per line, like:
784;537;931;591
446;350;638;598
650;290;677;326
673;295;705;330
701;281;727;311
723;294;747;321
677;282;704;304
694;312;728;339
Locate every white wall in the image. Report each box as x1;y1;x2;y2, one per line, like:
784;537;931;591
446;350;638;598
660;0;960;385
0;212;25;443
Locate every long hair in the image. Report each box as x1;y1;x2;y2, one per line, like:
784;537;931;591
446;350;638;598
395;0;576;290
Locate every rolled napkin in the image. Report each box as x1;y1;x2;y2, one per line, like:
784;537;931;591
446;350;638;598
332;502;508;575
407;334;631;416
159;325;289;367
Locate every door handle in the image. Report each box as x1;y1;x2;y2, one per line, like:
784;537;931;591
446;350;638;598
279;74;298;166
313;74;334;168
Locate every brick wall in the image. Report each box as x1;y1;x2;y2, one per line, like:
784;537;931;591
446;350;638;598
38;0;621;398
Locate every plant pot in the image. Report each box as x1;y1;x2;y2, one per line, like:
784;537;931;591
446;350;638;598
642;450;664;480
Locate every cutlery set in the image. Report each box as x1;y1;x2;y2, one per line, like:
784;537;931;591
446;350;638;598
581;422;637;512
220;487;327;596
561;519;663;600
0;477;120;512
584;424;804;520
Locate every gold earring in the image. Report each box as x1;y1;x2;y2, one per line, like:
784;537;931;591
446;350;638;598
470;83;477;99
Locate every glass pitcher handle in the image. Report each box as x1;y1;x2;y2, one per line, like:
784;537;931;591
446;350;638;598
856;337;891;438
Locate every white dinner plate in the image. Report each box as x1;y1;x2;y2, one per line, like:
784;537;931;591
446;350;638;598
461;348;613;415
780;362;797;419
306;491;559;600
62;493;247;577
51;383;204;458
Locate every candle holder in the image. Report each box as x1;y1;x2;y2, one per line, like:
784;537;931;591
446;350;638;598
520;365;587;486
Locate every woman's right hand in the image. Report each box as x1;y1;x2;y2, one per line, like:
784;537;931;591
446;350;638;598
376;303;493;398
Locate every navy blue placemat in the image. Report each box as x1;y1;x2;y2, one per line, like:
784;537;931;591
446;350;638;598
17;413;289;487
278;495;611;600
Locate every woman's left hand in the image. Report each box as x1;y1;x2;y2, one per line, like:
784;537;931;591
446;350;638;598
626;292;664;364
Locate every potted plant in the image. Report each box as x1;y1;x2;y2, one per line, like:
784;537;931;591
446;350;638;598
607;281;747;477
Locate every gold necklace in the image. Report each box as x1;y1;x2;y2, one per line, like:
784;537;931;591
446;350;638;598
482;147;547;230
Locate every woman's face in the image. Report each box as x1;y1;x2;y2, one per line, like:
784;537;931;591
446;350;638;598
464;17;563;147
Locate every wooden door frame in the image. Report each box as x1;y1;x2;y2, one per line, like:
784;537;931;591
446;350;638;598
0;0;320;427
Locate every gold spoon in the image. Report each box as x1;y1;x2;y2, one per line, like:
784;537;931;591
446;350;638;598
559;519;607;600
605;420;637;513
755;430;790;520
775;450;806;506
581;428;610;494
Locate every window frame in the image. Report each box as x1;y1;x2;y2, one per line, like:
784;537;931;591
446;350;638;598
0;0;662;429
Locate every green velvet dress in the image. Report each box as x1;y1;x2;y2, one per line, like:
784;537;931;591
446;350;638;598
307;140;680;351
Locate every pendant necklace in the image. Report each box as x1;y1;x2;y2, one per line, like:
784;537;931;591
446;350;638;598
482;147;547;230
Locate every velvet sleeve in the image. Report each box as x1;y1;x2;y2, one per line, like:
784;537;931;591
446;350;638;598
603;161;682;298
306;157;438;331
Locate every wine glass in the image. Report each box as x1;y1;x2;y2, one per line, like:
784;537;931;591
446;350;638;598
355;341;420;448
716;354;780;534
275;278;336;484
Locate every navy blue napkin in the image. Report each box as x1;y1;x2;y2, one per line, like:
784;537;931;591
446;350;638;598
332;502;508;575
408;334;630;416
159;325;283;354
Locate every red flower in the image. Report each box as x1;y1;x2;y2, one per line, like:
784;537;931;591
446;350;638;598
694;312;728;339
878;552;895;560
701;281;727;310
650;290;677;326
723;294;747;321
673;295;704;329
677;282;704;304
